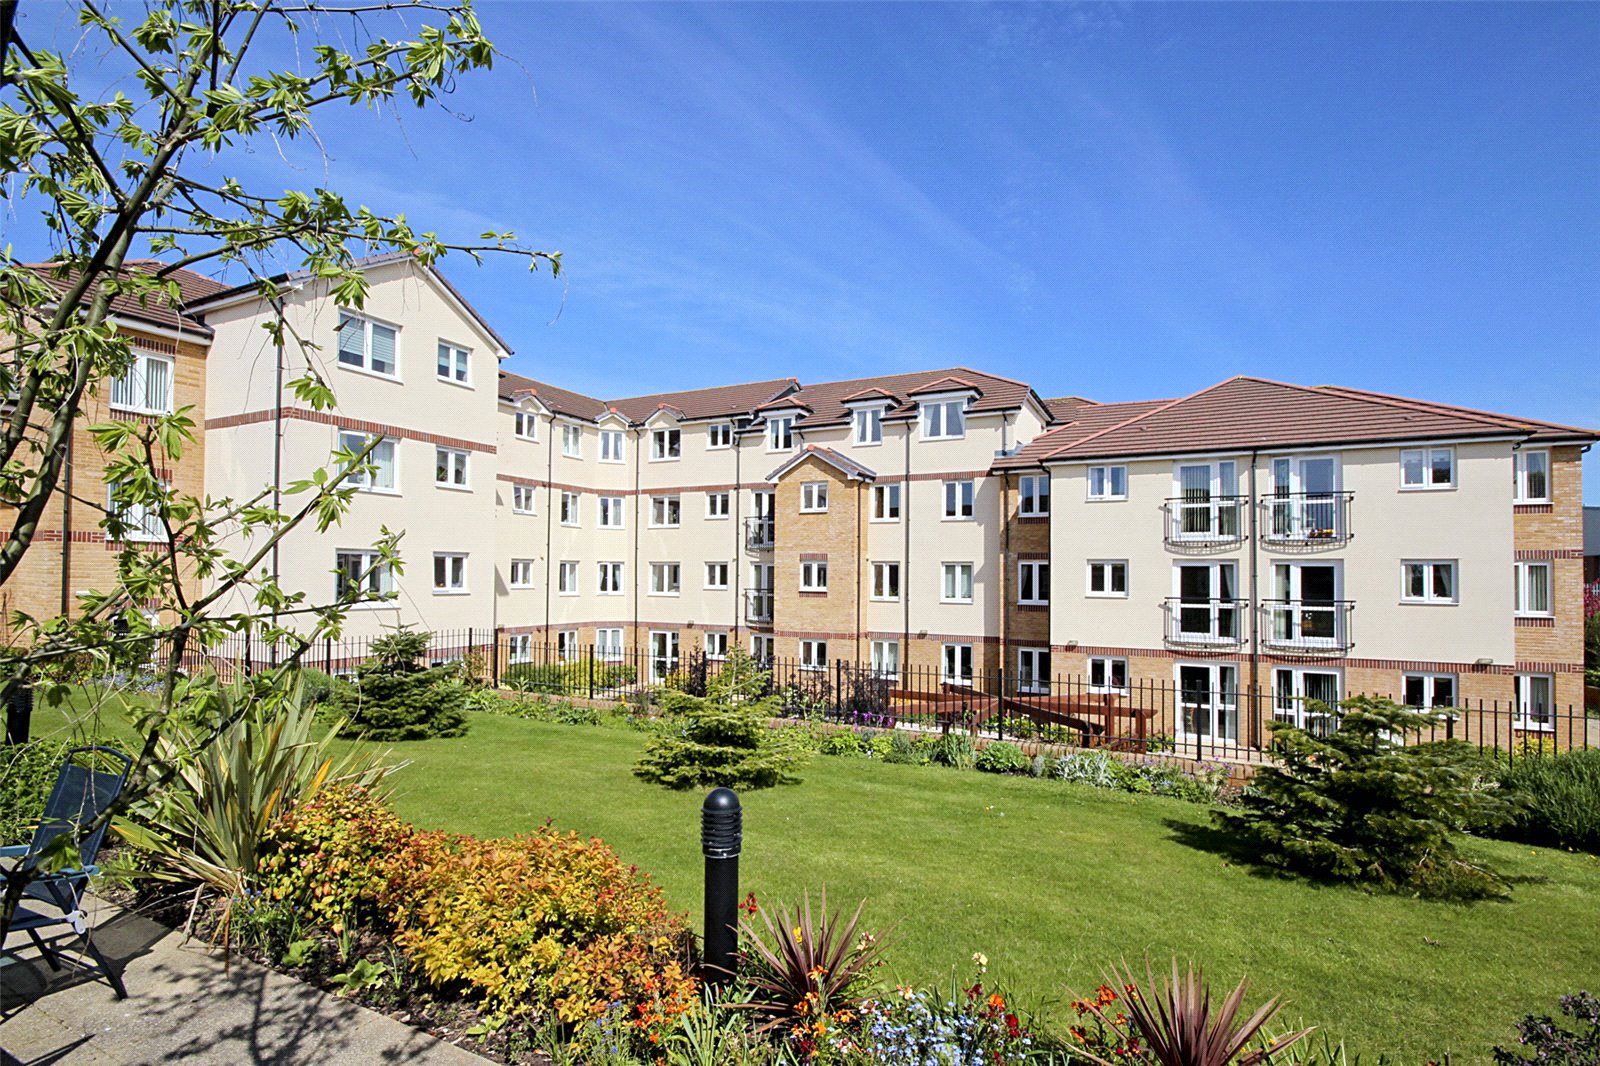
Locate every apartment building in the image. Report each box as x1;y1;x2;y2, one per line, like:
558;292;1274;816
1;262;218;632
995;376;1594;740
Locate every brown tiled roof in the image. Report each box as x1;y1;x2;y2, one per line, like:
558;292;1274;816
994;398;1172;470
1041;395;1099;421
1310;384;1597;443
997;376;1599;469
23;261;217;337
607;378;799;423
766;444;879;483
497;371;605;420
785;367;1039;429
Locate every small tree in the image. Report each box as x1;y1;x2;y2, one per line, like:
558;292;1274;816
1218;695;1514;898
633;647;810;790
329;629;468;741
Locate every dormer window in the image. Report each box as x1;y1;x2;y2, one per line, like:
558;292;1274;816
514;410;538;441
768;415;795;452
651;428;681;460
921;398;966;440
853;406;884;445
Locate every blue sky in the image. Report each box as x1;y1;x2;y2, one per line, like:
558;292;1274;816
16;2;1600;498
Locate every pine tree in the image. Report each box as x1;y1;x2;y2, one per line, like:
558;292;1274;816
1219;695;1513;898
331;629;469;742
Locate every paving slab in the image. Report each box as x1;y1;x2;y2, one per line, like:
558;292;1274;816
1;900;487;1065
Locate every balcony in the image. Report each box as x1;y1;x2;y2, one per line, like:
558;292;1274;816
745;516;775;551
1164;496;1247;548
744;588;774;624
1261;599;1354;654
1262;492;1353;546
1163;597;1248;647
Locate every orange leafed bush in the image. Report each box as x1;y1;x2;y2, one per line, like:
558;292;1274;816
259;786;412;935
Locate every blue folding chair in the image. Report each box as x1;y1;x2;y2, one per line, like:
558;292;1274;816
2;745;134;998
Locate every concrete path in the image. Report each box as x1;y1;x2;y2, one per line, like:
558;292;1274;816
1;900;488;1065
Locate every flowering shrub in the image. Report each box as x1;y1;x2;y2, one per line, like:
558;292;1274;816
1054;750;1229;804
258;786;412;935
1493;990;1600;1065
380;826;697;1030
855;959;1033;1065
974;742;1030;775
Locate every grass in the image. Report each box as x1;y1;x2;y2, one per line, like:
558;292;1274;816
30;696;1600;1061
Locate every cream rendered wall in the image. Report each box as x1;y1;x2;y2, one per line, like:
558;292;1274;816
204;259;503;637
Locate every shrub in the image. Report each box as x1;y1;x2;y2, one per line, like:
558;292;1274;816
297;668;341;705
818;729;865;757
1498;749;1600;853
329;629;469;741
1493;990;1600;1066
0;739;71;846
502;658;636;695
1054;749;1116;788
634;648;811;791
927;731;975;770
884;730;929;766
975;741;1030;775
858;965;1035;1065
381;826;697;1028
1219;695;1515;898
258;786;412;935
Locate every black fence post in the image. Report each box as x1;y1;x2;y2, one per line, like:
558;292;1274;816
5;683;34;746
701;787;742;986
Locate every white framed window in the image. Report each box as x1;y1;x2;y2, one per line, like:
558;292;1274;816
1514;674;1555;731
597;561;624;595
1514;561;1552;616
109;351;174;415
561;491;581;527
650;495;681;528
1086;465;1128;502
1018;475;1050;516
335;549;393;599
557;561;579;595
705;562;730;589
598;496;625;528
800;639;828;671
1272;667;1342;730
651;428;681;461
706;491;731;519
1087;560;1128;598
514;410;538;441
1088;656;1128;695
768;415;795;452
436;341;470;385
943;479;975;520
557;630;580;662
511;484;537;515
921;398;966;440
1173;562;1241;643
871;561;900;601
1268;562;1343;648
872;483;901;521
336;312;398;378
870;640;900;680
1401;560;1457;604
941;562;974;603
1017;648;1050;694
1018;561;1050;605
337;430;396;492
596;628;624;662
708;423;733;449
600;429;625;463
561;424;582;458
1174;460;1242;541
1176;663;1240;742
649;630;680;683
432;552;467;594
751;634;775;664
1403;673;1457;710
1514;449;1550;503
800;482;829;513
1400;446;1454;490
508;633;534;664
853;406;884;445
942;643;974;685
509;559;536;588
435;446;469;489
705;631;730;659
800;559;829;592
650;562;681;595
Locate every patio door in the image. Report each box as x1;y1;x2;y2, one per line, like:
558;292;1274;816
1174;460;1239;540
649;630;679;683
1270;455;1340;539
1176;663;1238;742
1175;562;1239;643
1270;562;1341;647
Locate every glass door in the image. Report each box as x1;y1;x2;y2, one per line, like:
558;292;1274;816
1174;461;1240;541
1271;455;1340;539
649;631;679;683
1177;664;1238;742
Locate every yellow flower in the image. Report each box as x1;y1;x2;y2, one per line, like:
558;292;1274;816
971;952;988;970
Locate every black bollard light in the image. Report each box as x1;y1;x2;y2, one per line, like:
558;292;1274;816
700;787;742;986
5;683;33;746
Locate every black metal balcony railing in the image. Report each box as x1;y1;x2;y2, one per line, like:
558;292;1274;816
745;516;775;551
1263;492;1354;544
1261;598;1355;653
744;589;774;624
1164;496;1247;546
1163;597;1248;646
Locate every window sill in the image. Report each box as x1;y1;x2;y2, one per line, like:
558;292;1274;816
869;596;901;603
109;404;173;418
941;516;976;523
648;592;681;598
1085;593;1129;599
511;509;536;517
435;482;472;493
799;589;829;596
1400;484;1456;492
648;457;682;463
1017;513;1050;521
799;509;829;515
355;487;402;497
432;589;470;596
514;434;538;444
509;585;535;592
706;515;730;521
436;376;474;390
869;517;901;524
339;363;403;385
941;599;975;606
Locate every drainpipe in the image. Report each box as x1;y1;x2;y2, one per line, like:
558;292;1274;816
854;479;863;664
1001;471;1011;690
543;411;554;644
632;425;641;659
1247;448;1260;744
902;420;912;657
270;298;286;634
59;412;73;617
733;426;742;645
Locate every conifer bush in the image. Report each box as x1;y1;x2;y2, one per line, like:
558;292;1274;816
1219;695;1514;898
330;630;469;741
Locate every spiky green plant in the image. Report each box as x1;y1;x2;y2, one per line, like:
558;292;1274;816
731;889;892;1034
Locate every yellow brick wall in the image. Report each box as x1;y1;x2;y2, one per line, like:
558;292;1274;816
1513;446;1586;705
771;456;867;665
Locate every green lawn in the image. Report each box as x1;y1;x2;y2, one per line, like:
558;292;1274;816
31;698;1600;1060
